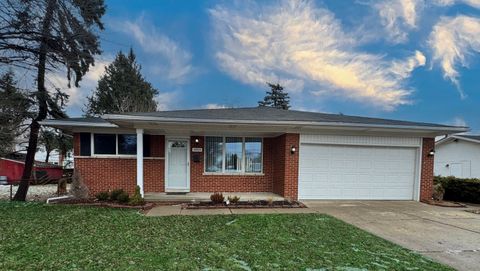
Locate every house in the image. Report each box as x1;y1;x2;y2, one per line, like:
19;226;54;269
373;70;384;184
0;156;64;184
39;107;467;201
434;135;480;178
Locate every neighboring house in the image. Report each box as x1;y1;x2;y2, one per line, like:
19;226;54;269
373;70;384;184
0;155;63;184
434;135;480;178
40;107;467;201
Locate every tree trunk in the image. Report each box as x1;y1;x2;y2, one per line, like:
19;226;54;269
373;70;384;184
45;149;50;163
13;0;56;201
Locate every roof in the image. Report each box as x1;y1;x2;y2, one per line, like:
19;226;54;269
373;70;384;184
40;106;468;134
436;134;480;146
108;107;458;128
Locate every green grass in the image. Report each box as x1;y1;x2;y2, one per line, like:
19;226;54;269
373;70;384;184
0;202;452;271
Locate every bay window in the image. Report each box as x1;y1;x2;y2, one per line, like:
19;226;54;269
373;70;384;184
205;136;263;174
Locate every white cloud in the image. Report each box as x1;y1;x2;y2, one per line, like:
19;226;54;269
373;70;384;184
374;0;424;43
202;103;228;109
433;0;480;8
47;58;111;111
155;91;179;111
210;1;425;110
116;16;194;84
428;15;480;97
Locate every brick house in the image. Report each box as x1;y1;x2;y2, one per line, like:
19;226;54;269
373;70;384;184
41;107;467;201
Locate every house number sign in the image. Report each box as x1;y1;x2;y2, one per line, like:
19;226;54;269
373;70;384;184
192;147;203;152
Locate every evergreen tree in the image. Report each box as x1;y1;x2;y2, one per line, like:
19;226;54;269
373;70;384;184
258;82;290;110
0;71;33;156
0;0;106;201
85;49;159;116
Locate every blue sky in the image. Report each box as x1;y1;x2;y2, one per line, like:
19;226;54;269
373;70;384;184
60;0;480;132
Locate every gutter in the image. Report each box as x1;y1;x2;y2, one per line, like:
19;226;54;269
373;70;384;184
39;120;118;128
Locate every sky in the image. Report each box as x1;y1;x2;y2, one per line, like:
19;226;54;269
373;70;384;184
45;0;480;132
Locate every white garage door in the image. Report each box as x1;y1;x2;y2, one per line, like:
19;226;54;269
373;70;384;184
299;144;417;200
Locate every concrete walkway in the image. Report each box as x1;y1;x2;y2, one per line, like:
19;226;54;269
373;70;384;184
146;200;480;271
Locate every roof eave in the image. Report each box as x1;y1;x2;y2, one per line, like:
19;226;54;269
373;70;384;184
102;114;469;134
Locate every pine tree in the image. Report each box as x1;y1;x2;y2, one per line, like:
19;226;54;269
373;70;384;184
85;49;159;116
258;83;290;110
0;71;33;156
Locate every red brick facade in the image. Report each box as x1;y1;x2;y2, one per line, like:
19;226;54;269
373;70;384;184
272;134;299;200
420;137;435;202
72;133;435;201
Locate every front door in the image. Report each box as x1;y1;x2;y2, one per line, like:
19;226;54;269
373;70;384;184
166;139;189;192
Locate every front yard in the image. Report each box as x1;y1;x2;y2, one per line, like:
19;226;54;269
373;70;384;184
0;202;451;270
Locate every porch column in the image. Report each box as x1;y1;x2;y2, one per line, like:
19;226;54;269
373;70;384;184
136;128;144;197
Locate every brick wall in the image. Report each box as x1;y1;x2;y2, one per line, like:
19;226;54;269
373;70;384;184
272;133;300;200
420;137;435;202
73;133;165;195
75;158;164;195
189;136;275;193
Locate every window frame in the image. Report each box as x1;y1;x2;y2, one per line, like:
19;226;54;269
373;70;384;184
203;136;264;175
91;133;137;157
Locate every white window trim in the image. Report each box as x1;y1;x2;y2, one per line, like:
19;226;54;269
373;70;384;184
204;136;264;175
91;133;137;157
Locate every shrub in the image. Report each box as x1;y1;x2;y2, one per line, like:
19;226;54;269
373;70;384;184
434;176;480;204
227;195;240;204
95;191;110;201
432;183;445;201
70;172;89;199
210;192;224;204
110;189;125;201
129;186;145;206
117;191;130;204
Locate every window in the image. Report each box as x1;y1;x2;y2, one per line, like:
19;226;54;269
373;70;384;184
205;137;223;172
93;134;116;154
245;138;262;173
79;133;91;156
225;137;243;172
118;134;137;155
204;136;263;173
92;134;138;156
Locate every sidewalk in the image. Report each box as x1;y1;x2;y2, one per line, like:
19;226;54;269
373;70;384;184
145;205;316;216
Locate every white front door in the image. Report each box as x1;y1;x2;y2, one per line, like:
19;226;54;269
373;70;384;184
166;139;189;191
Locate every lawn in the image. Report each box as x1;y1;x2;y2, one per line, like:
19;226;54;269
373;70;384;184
0;202;452;271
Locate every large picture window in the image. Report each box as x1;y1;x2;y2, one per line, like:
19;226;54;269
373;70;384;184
93;134;137;155
205;136;263;174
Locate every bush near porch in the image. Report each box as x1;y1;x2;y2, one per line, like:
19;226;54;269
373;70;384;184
434;176;480;204
0;201;452;270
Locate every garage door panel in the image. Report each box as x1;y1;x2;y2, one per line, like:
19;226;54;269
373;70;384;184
299;144;417;200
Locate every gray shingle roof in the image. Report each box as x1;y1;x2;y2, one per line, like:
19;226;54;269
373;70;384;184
112;107;461;128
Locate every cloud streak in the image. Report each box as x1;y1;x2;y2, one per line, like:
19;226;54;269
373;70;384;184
116;16;194;84
428;15;480;97
210;1;425;110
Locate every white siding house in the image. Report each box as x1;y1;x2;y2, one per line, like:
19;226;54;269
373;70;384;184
434;135;480;178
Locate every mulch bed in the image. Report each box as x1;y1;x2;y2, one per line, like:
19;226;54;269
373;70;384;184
183;200;306;209
49;197;155;211
423;199;467;208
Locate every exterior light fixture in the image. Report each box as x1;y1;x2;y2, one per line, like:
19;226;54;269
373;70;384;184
428;149;435;156
291;145;296;154
194;138;199;144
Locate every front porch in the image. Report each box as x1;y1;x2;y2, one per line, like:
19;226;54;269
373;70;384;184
144;192;284;202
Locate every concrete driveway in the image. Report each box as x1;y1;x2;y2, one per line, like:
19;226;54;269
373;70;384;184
303;201;480;271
